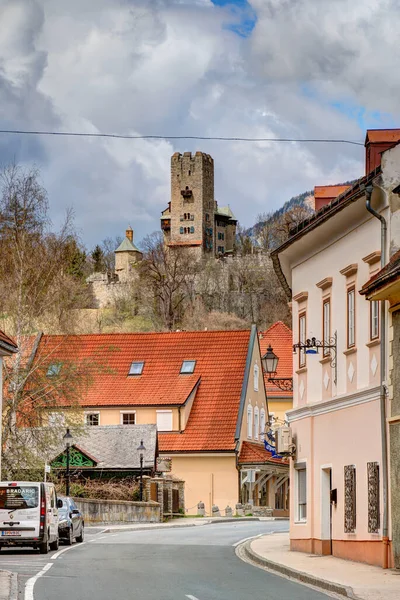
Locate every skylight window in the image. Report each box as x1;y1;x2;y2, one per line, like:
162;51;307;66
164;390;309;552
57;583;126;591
180;360;196;374
128;361;144;376
47;363;62;377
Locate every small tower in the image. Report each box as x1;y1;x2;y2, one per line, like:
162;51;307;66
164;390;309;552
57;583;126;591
115;227;142;282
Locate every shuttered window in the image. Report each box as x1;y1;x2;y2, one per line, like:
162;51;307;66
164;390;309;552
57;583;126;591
156;410;173;431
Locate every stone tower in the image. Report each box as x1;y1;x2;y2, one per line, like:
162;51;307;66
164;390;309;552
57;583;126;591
169;151;214;253
115;227;143;282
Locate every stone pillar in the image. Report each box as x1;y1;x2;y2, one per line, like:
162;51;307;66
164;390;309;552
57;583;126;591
225;506;233;517
197;501;205;516
212;505;220;517
178;480;185;512
164;479;173;514
235;503;244;516
142;476;151;502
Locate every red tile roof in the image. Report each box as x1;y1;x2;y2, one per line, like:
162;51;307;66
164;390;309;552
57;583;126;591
238;441;288;465
0;330;18;353
35;330;252;452
259;322;293;398
314;185;351;199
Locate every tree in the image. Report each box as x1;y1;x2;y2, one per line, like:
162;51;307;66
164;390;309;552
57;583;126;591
91;245;105;272
139;232;199;330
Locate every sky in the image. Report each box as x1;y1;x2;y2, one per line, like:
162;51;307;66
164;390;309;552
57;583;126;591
0;0;399;249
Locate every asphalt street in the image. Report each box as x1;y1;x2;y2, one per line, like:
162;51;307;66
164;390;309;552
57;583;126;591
0;521;333;600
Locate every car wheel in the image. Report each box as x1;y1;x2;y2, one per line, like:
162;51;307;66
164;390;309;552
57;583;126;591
50;536;59;551
76;525;84;543
39;537;50;554
65;527;73;546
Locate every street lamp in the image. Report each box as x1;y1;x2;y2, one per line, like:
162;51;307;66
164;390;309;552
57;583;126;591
261;345;293;392
137;439;146;501
63;428;74;496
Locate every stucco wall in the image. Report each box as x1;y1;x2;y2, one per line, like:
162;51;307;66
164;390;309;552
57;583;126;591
239;335;269;444
268;399;292;423
89;406;180;431
165;454;238;515
74;498;161;523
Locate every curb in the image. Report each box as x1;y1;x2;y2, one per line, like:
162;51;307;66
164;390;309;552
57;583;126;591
100;522;203;533
0;570;14;600
241;541;359;599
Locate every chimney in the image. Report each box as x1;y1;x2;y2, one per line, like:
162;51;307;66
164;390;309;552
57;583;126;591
126;227;133;243
313;185;351;211
365;129;400;174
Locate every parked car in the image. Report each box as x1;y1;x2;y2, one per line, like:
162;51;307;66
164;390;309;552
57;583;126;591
58;497;84;545
0;481;61;553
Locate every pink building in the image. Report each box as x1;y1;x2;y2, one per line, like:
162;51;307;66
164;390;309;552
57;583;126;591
272;130;400;568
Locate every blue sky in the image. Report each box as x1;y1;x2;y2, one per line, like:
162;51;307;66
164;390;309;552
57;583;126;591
211;0;257;37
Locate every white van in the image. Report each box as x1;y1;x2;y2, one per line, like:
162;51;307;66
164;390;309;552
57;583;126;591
0;481;62;554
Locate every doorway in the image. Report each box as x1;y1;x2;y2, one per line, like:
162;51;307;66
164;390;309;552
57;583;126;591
321;467;332;555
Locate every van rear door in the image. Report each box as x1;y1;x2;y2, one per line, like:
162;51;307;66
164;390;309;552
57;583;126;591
0;483;40;540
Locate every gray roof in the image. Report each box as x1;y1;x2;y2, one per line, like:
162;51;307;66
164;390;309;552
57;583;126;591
216;205;236;220
115;237;142;254
23;425;157;470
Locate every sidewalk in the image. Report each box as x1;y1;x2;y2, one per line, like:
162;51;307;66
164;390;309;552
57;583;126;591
87;515;283;533
241;532;400;600
0;571;11;600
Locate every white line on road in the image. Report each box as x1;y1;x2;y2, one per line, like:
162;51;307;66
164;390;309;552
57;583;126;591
232;533;263;547
25;562;53;600
51;542;86;559
186;596;200;600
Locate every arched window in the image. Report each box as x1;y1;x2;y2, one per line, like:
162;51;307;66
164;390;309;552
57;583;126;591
254;364;259;392
190;226;194;233
184;213;187;220
187;213;190;219
247;404;253;439
260;408;266;440
180;227;184;234
254;406;259;440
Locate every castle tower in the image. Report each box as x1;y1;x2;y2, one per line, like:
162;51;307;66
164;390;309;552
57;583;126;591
115;227;143;282
168;151;215;253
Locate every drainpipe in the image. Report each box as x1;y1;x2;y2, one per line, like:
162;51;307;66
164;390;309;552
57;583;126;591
365;184;389;568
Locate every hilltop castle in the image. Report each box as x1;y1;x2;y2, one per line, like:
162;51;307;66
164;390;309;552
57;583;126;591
161;151;237;257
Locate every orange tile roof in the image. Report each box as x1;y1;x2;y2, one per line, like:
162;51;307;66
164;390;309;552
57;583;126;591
0;330;18;352
259;321;293;398
35;330;252;452
238;441;288;465
366;129;400;144
314;185;351;199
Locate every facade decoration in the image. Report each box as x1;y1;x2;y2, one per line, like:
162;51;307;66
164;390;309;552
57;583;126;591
344;465;356;533
367;462;380;534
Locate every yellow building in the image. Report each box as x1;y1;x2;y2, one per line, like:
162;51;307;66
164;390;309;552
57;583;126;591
34;327;288;515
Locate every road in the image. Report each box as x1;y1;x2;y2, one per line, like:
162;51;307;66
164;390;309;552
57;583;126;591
0;521;333;600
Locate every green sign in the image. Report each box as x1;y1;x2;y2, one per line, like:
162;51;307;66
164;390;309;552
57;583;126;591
51;447;96;468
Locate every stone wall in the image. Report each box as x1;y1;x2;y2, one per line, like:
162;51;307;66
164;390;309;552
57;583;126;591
74;498;161;524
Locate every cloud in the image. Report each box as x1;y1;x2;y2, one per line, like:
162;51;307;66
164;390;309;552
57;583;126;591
0;0;399;249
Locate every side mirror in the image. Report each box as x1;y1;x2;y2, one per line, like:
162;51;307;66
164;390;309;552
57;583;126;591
57;498;63;508
72;509;80;515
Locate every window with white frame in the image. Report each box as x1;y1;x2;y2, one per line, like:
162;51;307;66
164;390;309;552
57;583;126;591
370;300;379;340
253;364;259;392
247;404;253;439
128;361;144;376
260;408;266;439
299;313;306;367
85;412;99;426
347;287;355;348
156;410;173;431
120;411;136;425
48;412;65;427
254;406;259;440
297;466;307;521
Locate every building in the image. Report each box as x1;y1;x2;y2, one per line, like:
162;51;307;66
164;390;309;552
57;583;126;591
259;321;293;423
0;330;18;478
161;152;237;257
114;227;143;282
271;129;400;567
28;327;287;515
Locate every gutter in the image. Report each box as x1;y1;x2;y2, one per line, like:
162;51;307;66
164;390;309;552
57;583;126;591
365;183;390;568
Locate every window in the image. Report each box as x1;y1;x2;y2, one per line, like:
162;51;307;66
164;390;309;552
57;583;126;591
297;466;307;521
48;412;65;427
347;288;355;348
299;313;306;368
254;406;259;440
254;364;259;392
323;299;331;356
190;226;194;233
260;408;266;439
180;360;196;374
156;410;173;431
180;226;184;234
206;213;210;222
247;404;253;439
121;412;136;425
370;300;379;340
85;412;99;426
129;361;144;376
47;363;61;377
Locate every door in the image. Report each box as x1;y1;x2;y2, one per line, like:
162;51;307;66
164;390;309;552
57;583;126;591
321;468;332;555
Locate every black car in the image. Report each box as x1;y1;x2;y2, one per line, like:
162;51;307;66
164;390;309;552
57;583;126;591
58;496;84;545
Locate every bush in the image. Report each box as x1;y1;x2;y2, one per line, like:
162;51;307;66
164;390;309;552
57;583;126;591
55;477;140;501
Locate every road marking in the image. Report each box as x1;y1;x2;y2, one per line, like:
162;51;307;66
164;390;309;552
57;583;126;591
232;533;263;547
186;596;200;600
51;542;86;559
25;562;53;600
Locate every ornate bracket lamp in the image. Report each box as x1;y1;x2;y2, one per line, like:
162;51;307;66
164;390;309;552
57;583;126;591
261;345;293;392
293;331;337;385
